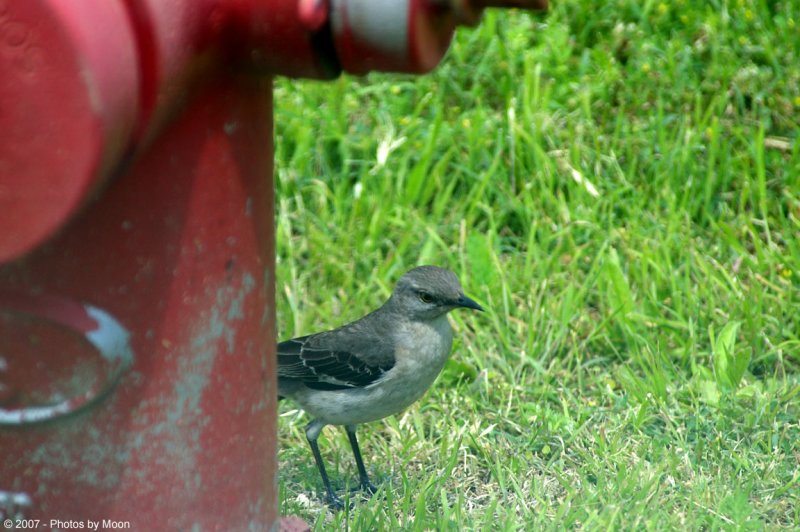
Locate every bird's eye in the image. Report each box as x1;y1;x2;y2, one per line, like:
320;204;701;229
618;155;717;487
418;291;434;304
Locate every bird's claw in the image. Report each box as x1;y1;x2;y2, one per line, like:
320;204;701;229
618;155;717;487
360;480;378;495
348;479;378;495
324;492;347;511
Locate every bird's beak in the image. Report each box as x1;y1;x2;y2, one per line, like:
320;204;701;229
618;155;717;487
456;294;484;312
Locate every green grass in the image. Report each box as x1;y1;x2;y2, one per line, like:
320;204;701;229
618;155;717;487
274;0;800;528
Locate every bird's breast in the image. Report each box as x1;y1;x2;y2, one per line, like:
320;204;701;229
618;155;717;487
391;315;453;379
291;316;454;426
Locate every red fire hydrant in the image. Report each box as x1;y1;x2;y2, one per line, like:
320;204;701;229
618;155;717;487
0;0;545;529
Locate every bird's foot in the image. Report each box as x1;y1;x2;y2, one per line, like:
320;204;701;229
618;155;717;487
360;480;378;495
349;479;378;497
322;479;378;509
323;492;347;511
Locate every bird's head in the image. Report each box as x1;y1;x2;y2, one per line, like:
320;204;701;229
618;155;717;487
389;265;484;320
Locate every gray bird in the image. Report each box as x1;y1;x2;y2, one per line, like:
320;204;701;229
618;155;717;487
278;265;484;508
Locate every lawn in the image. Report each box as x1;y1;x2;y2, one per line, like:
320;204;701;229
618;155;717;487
273;0;800;529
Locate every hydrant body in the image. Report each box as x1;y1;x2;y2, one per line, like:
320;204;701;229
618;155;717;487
0;0;545;528
0;80;277;529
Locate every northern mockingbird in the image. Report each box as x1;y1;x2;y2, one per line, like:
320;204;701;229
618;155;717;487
278;266;483;508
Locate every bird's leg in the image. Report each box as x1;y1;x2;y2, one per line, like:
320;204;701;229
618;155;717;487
305;421;344;510
345;425;378;495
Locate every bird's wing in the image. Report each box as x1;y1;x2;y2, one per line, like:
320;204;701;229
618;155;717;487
277;331;396;391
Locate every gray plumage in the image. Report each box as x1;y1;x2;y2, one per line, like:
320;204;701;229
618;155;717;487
278;265;483;508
